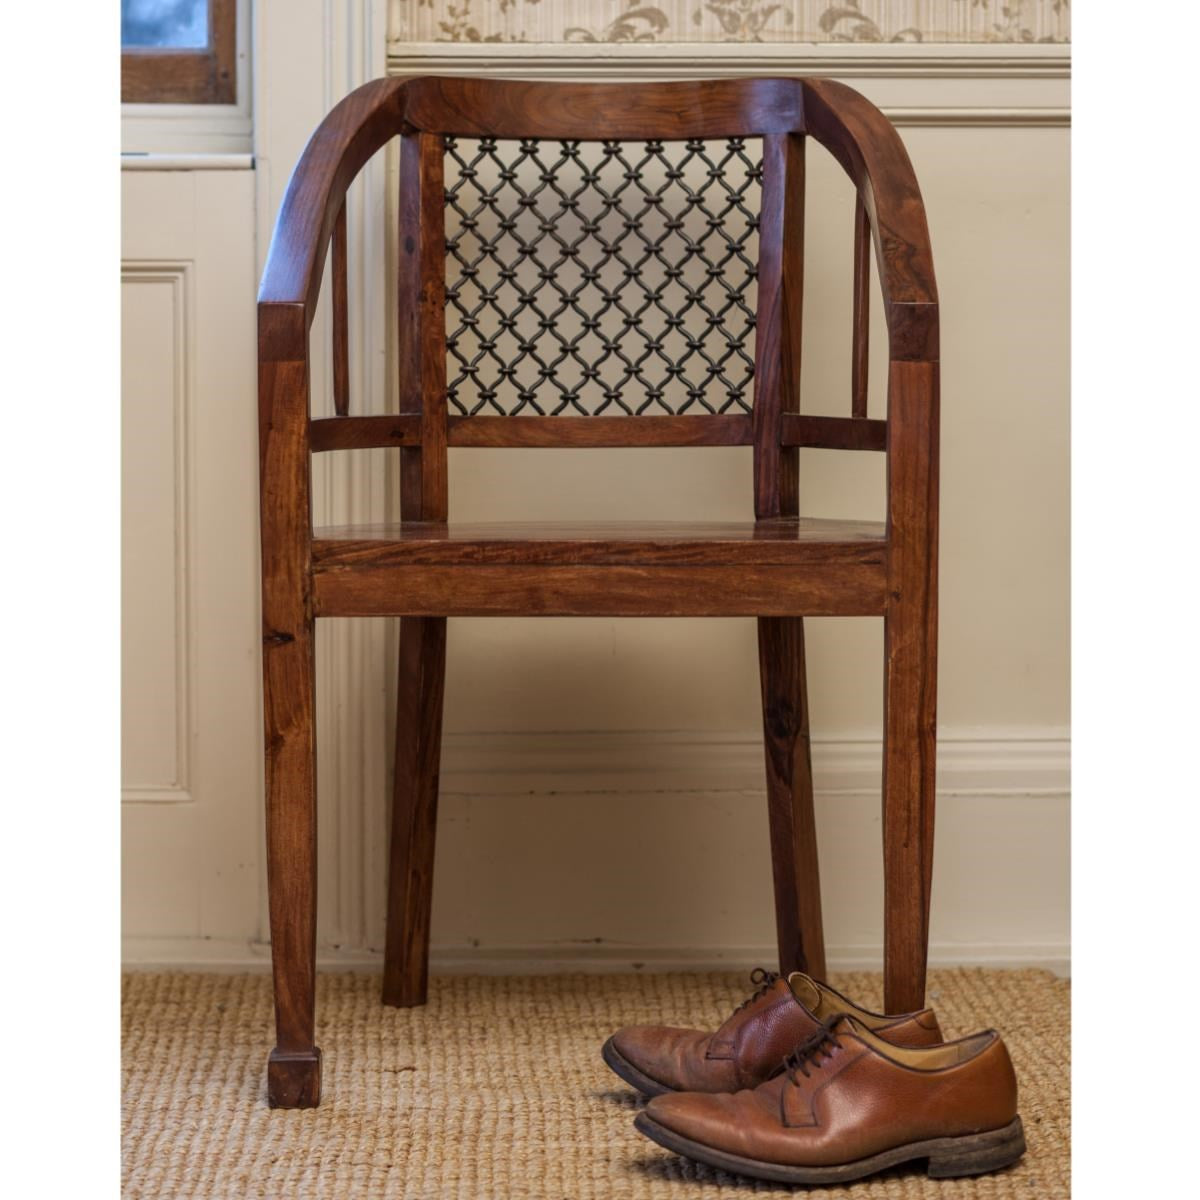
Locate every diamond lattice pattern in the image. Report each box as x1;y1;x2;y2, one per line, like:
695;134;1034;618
443;137;762;417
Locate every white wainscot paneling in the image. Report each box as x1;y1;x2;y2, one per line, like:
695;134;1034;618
121;31;1070;976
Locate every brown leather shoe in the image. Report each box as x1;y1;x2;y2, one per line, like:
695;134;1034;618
634;1013;1024;1185
602;970;942;1097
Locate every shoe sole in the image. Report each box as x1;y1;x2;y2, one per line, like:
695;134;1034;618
633;1112;1026;1184
601;1037;675;1098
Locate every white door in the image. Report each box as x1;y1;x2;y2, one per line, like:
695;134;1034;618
121;165;263;962
121;2;389;967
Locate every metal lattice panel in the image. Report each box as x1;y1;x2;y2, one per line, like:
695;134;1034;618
443;137;762;417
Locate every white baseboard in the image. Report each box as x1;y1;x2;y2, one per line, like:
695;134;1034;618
124;729;1069;974
122;937;1069;977
437;728;1070;797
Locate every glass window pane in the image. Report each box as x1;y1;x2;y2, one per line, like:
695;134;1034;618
121;0;210;50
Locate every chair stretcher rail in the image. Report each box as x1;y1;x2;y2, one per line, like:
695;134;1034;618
308;413;888;452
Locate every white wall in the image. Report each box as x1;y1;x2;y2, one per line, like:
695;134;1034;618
121;8;1070;974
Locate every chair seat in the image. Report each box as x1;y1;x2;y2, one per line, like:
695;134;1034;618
313;517;885;567
310;518;887;618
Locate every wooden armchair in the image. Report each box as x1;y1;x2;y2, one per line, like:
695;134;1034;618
258;77;939;1108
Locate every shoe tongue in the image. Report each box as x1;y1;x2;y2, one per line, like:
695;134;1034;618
829;1012;864;1039
714;975;790;1041
754;977;791;1009
786;972;823;1014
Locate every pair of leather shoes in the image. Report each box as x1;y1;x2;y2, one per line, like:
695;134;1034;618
602;970;1025;1185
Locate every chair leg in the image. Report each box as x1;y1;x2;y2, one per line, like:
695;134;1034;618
382;616;447;1008
757;616;826;980
881;599;937;1014
262;617;321;1108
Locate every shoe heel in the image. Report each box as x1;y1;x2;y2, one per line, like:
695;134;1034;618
926;1117;1026;1179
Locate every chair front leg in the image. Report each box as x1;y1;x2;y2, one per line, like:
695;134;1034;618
262;613;321;1108
259;351;321;1109
881;359;939;1015
881;597;936;1014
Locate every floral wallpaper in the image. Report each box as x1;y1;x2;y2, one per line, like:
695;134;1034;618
389;1;1070;44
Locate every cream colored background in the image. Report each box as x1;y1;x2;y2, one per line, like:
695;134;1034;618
121;0;1069;975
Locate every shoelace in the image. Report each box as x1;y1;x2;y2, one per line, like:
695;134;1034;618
783;1014;843;1084
733;967;780;1013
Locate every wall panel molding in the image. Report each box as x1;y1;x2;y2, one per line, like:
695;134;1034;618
386;42;1070;127
121;261;196;805
121;153;254;171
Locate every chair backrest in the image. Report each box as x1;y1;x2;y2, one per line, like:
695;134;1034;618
441;133;762;423
259;77;938;526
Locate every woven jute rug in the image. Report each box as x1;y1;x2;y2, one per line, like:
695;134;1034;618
122;968;1069;1199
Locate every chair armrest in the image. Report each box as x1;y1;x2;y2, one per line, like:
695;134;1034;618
258;77;410;362
801;78;939;363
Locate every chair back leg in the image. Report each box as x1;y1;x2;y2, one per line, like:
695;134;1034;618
758;616;827;980
383;616;448;1007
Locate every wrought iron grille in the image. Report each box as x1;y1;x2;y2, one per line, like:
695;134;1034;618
443;137;763;417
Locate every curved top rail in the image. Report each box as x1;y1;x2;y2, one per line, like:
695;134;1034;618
800;78;938;361
402;76;803;140
259;76;937;364
259;77;408;359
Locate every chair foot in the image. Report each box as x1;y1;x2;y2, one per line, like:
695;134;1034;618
267;1047;322;1108
381;977;428;1009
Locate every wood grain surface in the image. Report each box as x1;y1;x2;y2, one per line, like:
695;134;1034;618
256;74;940;1106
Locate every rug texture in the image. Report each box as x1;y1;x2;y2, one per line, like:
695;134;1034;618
122;968;1069;1199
